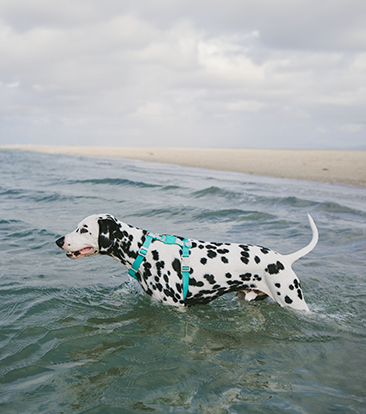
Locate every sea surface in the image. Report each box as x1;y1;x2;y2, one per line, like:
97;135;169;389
0;148;365;414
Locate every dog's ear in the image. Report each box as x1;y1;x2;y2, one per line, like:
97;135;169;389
98;216;122;254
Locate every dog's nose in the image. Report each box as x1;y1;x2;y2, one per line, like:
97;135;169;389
56;236;65;249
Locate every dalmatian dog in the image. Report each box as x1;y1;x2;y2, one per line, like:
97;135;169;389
56;214;318;311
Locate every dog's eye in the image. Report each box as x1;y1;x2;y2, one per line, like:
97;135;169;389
80;228;88;234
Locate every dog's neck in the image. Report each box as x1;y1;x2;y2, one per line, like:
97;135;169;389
99;219;147;267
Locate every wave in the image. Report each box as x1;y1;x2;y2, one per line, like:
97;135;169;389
272;196;317;208
314;201;366;218
0;187;102;206
0;218;23;226
190;186;241;199
160;185;182;191
194;209;274;222
66;178;160;188
129;206;196;219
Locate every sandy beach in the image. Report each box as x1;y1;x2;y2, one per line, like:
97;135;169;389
2;145;366;187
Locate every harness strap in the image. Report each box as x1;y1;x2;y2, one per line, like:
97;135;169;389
128;234;154;278
128;233;190;301
181;240;190;301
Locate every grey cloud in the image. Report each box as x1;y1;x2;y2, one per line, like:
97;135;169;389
115;0;366;51
0;0;365;148
3;0;366;49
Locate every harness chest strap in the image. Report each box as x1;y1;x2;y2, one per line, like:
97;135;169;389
128;233;190;301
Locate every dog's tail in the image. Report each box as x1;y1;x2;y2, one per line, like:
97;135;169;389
285;214;318;265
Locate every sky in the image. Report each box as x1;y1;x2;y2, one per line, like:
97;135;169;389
0;0;365;148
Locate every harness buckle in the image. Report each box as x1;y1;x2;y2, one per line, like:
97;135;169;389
182;257;190;268
139;247;148;257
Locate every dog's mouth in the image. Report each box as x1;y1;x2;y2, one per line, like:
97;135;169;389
66;246;97;259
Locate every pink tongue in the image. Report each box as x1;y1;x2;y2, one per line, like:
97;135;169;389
79;247;94;255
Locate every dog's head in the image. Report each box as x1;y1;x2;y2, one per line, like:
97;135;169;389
56;214;121;259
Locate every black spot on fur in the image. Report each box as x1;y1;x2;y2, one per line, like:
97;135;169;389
142;264;152;281
221;256;228;263
260;247;270;254
285;295;293;304
240;273;252;281
293;279;299;289
200;257;207;265
239;245;250;251
275;283;281;288
207;250;217;259
254;256;261;264
156;261;165;276
297;289;303;300
217;249;229;254
172;258;181;276
204;274;216;284
266;261;285;275
99;234;112;252
228;280;248;288
289;285;294;290
164;289;173;298
241;257;249;264
189;278;204;287
152;250;159;261
225;273;232;278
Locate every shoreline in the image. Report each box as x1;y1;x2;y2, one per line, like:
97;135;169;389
2;145;366;187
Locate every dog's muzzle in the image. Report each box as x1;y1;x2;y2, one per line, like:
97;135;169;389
55;236;97;259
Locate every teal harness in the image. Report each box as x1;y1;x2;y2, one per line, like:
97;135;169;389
128;233;191;301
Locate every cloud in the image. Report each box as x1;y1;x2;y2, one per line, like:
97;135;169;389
341;123;363;133
0;0;365;148
7;81;20;88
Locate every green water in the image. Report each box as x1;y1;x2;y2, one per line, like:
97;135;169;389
1;149;365;413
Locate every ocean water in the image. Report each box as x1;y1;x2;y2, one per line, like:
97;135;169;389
0;148;365;414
